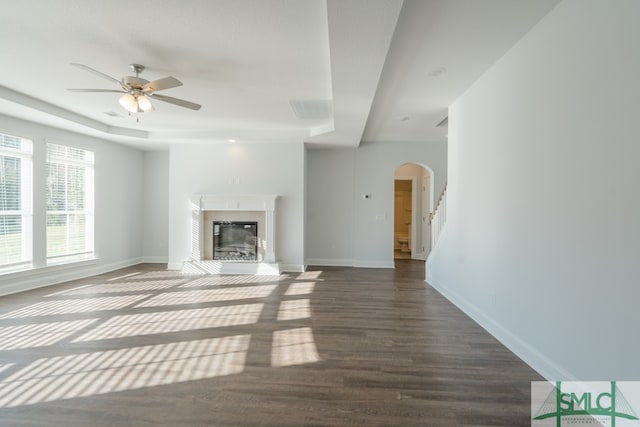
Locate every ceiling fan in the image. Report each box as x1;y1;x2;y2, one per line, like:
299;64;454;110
68;63;202;116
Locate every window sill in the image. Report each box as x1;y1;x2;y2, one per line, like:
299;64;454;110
47;254;97;267
0;257;99;280
0;263;33;276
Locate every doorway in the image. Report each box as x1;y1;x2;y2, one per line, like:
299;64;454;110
394;163;432;260
394;180;412;259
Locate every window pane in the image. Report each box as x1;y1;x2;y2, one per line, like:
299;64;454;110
67;214;86;253
0;215;22;265
67;166;85;210
0;133;31;268
47;214;65;257
67;147;88;161
0;156;21;211
47;214;87;257
46;163;66;211
0;134;21;150
47;143;92;163
46;143;93;261
47;143;67;159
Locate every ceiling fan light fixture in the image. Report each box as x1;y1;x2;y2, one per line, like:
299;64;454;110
119;93;138;113
137;94;153;112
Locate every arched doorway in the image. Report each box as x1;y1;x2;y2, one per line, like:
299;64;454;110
394;163;433;260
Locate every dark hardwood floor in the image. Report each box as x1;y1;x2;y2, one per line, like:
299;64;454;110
0;261;541;426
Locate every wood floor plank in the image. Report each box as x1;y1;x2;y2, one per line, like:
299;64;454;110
0;261;541;426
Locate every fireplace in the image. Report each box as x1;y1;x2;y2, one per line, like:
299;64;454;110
213;221;258;261
185;194;280;275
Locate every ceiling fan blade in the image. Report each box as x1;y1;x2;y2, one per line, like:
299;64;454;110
68;88;124;93
143;76;183;93
148;93;201;110
70;63;121;85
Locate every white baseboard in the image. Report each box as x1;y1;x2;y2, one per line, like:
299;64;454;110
306;259;395;269
140;256;168;264
427;273;576;381
279;264;305;273
353;260;395;269
167;262;183;270
306;258;355;267
0;257;145;297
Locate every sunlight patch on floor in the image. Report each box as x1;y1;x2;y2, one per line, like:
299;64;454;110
135;285;277;308
284;282;315;296
271;327;320;368
296;271;323;280
277;299;311;321
179;275;288;288
0;365;14;375
0;295;151;319
108;272;142;281
44;285;93;297
48;279;188;296
0;319;98;350
124;270;198;280
0;335;251;408
0;267;328;409
73;304;264;342
181;261;221;275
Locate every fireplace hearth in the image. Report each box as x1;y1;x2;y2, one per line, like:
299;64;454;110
213;221;258;261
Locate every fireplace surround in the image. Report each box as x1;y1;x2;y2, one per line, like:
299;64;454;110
187;194;279;275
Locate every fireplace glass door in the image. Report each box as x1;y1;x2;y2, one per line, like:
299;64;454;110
213;221;258;261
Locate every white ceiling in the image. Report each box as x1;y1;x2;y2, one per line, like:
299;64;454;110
0;0;559;150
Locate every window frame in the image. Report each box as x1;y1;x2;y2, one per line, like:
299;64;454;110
0;133;33;271
45;143;95;264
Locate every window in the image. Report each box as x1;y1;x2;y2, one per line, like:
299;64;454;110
46;143;94;263
0;133;32;269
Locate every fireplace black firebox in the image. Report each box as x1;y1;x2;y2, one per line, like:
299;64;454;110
213;221;258;261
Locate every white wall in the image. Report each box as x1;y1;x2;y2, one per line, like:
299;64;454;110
142;150;169;262
168;142;305;271
306;140;446;267
0;114;144;295
427;0;640;380
305;148;356;265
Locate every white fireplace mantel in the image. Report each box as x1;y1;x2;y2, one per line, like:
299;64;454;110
197;194;277;213
187;194;279;275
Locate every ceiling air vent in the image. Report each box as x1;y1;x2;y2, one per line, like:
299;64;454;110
436;116;448;127
289;99;332;120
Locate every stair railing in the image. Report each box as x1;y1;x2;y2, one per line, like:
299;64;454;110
430;184;447;249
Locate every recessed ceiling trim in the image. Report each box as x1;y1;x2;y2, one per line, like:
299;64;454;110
289;99;333;120
306;0;404;147
0;85;109;134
